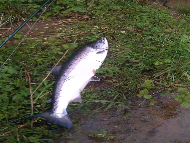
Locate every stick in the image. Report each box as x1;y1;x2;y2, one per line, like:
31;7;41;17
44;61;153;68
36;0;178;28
31;50;69;107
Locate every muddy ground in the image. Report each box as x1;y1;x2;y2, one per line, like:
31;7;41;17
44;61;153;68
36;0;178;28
53;93;190;143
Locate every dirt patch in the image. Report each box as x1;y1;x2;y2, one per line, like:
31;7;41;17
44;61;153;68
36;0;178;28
146;0;190;8
0;13;88;47
51;93;190;143
146;0;190;19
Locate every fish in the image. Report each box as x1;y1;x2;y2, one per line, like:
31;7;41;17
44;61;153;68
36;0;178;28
29;37;108;129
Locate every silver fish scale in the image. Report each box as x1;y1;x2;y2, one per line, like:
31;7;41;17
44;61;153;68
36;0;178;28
29;37;108;129
52;38;108;117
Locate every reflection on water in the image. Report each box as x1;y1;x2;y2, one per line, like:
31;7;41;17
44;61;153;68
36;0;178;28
53;94;190;143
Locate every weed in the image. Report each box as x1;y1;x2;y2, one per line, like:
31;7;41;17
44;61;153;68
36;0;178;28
177;4;190;15
174;87;190;108
88;129;115;141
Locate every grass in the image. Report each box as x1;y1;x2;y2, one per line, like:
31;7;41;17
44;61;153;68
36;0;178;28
177;5;190;15
1;0;190;142
88;129;115;141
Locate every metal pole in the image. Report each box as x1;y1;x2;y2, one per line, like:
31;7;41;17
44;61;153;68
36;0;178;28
0;0;50;48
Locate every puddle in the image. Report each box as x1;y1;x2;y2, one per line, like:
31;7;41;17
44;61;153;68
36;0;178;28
52;94;190;143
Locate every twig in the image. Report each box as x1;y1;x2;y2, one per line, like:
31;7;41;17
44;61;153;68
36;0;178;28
33;90;51;103
0;28;11;29
22;17;31;29
0;15;12;28
138;99;146;106
25;69;33;128
0;119;39;138
0;127;9;131
31;50;69;104
39;90;52;99
0;124;25;138
0;50;69;135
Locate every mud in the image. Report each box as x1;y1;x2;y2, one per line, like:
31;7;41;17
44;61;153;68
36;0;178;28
145;0;190;19
0;13;84;47
53;94;190;143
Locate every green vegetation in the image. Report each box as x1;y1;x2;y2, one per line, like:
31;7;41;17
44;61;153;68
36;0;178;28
1;0;190;142
88;129;115;141
177;3;190;15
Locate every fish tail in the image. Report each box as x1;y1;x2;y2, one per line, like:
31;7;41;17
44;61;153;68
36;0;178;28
28;111;73;129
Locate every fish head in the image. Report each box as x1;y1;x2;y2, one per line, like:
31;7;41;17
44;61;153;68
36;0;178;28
89;37;108;53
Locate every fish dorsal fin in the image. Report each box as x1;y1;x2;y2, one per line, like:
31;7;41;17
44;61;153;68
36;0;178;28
90;76;100;81
47;65;62;76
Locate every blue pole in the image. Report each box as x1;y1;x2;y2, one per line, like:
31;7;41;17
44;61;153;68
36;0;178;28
0;0;50;48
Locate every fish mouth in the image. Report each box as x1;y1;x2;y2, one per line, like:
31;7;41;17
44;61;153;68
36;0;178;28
100;37;108;45
96;49;107;54
96;46;108;54
91;37;108;51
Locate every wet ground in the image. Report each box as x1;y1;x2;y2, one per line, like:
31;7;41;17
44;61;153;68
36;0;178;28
52;93;190;143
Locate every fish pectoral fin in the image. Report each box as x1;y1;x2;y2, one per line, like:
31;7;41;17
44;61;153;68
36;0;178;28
47;65;62;76
90;76;100;81
70;94;82;102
